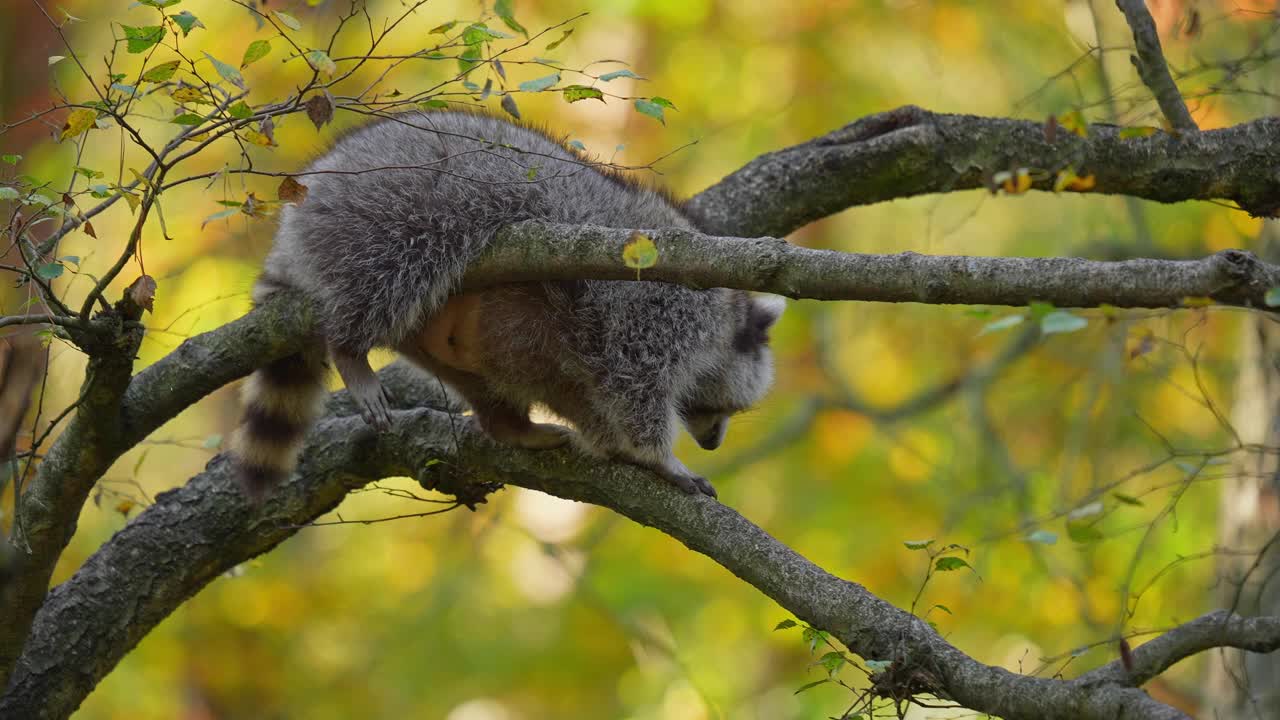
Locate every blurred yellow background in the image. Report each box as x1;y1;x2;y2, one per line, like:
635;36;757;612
2;0;1275;717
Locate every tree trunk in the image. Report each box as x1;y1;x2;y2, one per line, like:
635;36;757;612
1207;220;1280;715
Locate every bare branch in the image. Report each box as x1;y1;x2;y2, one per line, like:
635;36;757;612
1113;0;1199;133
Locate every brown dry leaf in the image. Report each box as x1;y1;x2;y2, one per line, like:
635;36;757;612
83;221;97;238
278;176;308;205
127;275;158;314
304;93;333;130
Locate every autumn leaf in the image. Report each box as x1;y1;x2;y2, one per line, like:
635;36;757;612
278;176;308;204
126;275;158;314
60;108;98;142
622;232;658;279
304;93;333;129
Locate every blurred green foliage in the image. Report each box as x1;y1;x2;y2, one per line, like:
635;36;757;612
1;0;1275;717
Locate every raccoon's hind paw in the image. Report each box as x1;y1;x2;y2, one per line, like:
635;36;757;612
354;383;393;431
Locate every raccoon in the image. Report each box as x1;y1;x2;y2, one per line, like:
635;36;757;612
230;110;784;500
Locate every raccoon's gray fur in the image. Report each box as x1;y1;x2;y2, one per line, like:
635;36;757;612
230;110;784;499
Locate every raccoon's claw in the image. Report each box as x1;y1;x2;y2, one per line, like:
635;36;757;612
660;468;717;499
352;383;392;431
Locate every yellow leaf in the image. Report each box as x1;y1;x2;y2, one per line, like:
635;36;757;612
1180;296;1214;307
129;167;151;189
171;87;206;104
120;191;141;214
1053;167;1096;193
622;232;658;278
59;108;97;142
241;129;275;147
1058;110;1088;137
1001;168;1032;195
115;499;135;515
183;132;210;143
1119;126;1159;140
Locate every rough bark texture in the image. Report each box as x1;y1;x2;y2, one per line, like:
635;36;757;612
683;107;1277;238
476;222;1280;310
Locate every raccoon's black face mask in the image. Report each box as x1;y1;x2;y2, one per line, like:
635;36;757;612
680;293;785;451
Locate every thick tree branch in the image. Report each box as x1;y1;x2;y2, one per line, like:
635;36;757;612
476;222;1280;310
10;393;1275;719
684;107;1275;237
1114;0;1198;133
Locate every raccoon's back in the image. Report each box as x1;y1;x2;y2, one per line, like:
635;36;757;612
262;111;692;352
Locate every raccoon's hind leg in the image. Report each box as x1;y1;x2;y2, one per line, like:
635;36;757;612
397;341;571;450
332;347;392;431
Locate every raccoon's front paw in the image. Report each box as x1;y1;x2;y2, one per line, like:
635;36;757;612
351;382;393;431
662;471;717;498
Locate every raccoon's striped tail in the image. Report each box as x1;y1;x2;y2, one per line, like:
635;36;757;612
229;345;329;500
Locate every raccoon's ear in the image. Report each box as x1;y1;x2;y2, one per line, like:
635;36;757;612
735;294;786;351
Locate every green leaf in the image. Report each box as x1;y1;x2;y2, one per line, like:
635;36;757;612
138;0;182;8
903;539;933;550
457;46;482;75
634;98;665;124
568;139;586;151
864;659;893;672
599;69;639;82
562;84;604;103
2;154;20;165
545;28;573;51
793;679;830;695
429;20;458;34
0;187;21;201
801;626;829;653
1066;522;1104;544
170;113;204;126
978;314;1024;335
462;23;510;45
202;433;223;449
227;101;252;119
934;556;971;572
170;11;204;36
123;25;166;54
201;207;241;227
141;60;181;83
774;619;797;631
1041;310;1088;335
36;262;65;280
419;99;449;110
817;651;846;676
241;39;271;68
519;72;560;92
931;604;953;615
649;96;676;109
304;50;336;77
59;255;80;266
273;10;302;31
1025;530;1058;545
1112;492;1144;506
1265;287;1280;307
203;52;245;89
1067;501;1103;520
622;233;658;273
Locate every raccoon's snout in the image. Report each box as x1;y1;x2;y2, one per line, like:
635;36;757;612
694;417;728;450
